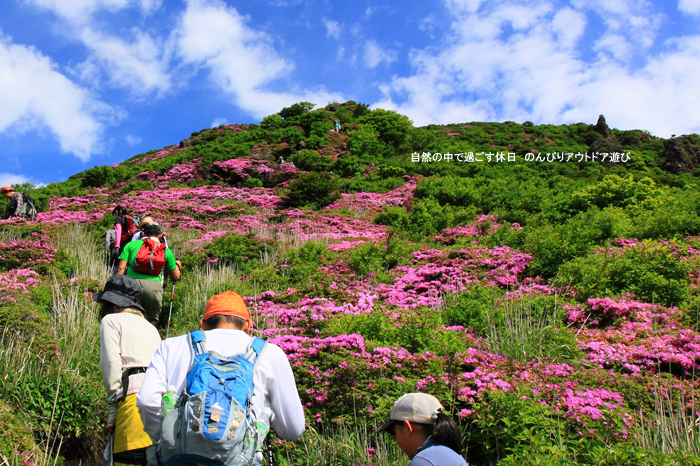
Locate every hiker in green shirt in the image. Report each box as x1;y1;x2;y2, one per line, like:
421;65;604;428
116;223;181;327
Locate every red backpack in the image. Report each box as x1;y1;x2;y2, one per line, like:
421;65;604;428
132;239;167;276
118;215;140;244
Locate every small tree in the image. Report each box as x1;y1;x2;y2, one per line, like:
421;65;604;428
283;172;341;209
279;102;315;120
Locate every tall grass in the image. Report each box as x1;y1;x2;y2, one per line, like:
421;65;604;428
639;377;700;458
52;224;110;283
485;294;579;363
273;424;408;466
0;227;23;243
51;278;100;373
175;262;247;332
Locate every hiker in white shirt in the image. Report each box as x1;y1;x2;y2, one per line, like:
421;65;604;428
137;290;305;461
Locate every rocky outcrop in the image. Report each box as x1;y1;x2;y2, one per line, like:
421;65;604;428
663;135;700;173
589;137;625;155
588;114;624;155
595;114;613;139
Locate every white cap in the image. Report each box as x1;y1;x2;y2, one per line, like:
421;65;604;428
375;393;444;433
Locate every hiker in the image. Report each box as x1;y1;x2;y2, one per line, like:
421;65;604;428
2;185;37;221
376;393;467;466
110;206;139;267
131;216;167;244
130;216;173;328
137;290;305;466
115;223;181;327
94;275;162;466
334;121;340;133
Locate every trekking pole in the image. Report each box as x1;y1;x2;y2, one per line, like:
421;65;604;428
166;283;176;338
267;435;274;466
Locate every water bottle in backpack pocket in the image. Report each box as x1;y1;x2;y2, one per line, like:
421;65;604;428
159;331;268;466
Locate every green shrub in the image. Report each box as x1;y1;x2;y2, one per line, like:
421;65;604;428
288;149;334;172
442;284;504;331
464;389;663;466
242;177;263;188
375;197;475;239
348;242;384;277
572;175;667;211
520;206;633;278
283;172;341;209
279;102;315;119
0;400;40;464
559;239;694;307
80;165;115;188
356;108;413;152
204;233;271;273
119;180;155;194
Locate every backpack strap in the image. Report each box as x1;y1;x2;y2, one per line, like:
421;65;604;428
188;330;207;363
243;337;267;369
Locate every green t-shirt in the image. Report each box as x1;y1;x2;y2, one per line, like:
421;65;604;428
119;239;177;281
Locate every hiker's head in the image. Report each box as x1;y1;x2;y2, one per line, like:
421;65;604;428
112;205;128;217
93;275;145;319
200;291;251;333
142;222;163;238
1;185;14;198
376;393;461;459
138;216;154;229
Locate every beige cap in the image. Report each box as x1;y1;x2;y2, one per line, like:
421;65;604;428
138;217;154;229
375;393;444;433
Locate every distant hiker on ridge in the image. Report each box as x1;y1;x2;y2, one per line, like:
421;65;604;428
2;185;37;221
116;222;182;327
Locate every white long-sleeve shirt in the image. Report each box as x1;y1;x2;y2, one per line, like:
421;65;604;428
100;311;162;426
136;328;305;443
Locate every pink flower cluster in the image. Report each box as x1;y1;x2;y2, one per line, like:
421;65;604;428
213;157;276;180
0;268;40;303
437;214;500;242
326;178;417;212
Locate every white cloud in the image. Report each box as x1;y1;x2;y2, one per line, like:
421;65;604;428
0;173;33;187
364;40;397;68
211;117;228;127
679;0;700;14
0;35;111;161
175;0;344;118
78;27;172;95
323;18;342;39
337;45;345;60
125;134;141;146
374;0;700;137
25;0;161;23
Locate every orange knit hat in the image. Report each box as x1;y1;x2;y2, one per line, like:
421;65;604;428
200;291;251;327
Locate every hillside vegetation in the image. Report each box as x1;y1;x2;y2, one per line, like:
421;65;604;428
1;102;700;465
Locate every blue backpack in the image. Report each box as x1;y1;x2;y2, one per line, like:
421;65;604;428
159;331;268;466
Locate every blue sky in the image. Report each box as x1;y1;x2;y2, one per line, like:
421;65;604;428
1;0;699;186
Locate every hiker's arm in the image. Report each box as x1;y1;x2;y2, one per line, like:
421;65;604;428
166;249;181;281
116;260;127;275
114;223;122;248
137;341;170;443
167;260;181;282
266;345;306;440
100;317;122;427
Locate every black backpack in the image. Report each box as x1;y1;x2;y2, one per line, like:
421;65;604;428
22;193;37;221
